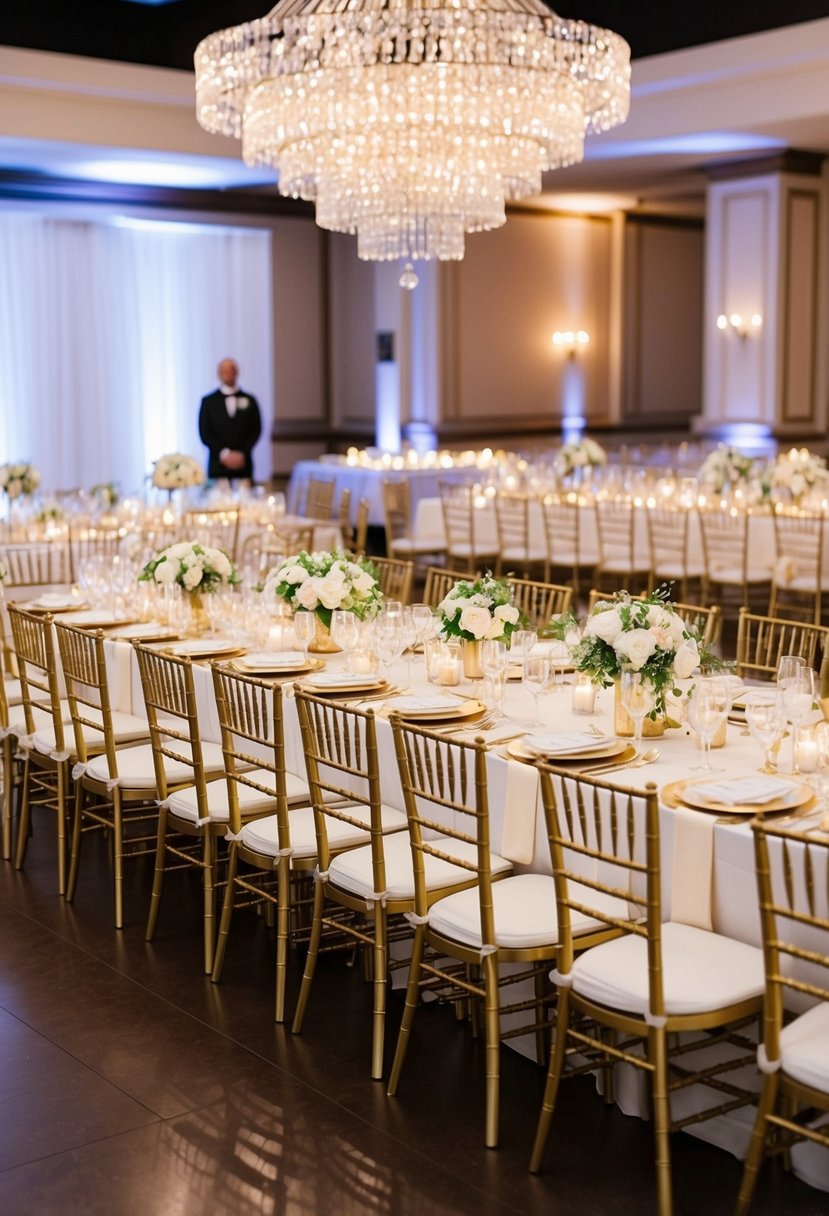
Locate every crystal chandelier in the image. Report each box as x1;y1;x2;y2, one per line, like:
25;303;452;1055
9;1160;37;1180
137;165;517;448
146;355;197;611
195;1;631;285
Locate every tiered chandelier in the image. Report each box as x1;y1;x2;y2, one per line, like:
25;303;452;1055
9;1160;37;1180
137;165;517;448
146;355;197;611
195;1;631;285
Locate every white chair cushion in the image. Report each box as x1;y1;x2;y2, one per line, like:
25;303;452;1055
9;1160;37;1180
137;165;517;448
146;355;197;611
4;677;22;706
83;740;226;789
239;801;407;861
654;561;706;579
327;830;511;904
165;768;310;824
32;710;149;756
709;565;770;584
501;546;548;563
568;921;765;1016
393;537;445;554
779;1002;829;1093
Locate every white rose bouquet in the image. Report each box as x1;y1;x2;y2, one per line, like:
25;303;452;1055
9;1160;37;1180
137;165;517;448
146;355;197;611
263;550;383;627
556;436;607;476
90;481;120;509
151;453;205;490
139;541;238;593
551;587;702;719
697;445;756;493
0;461;41;499
437;572;521;643
769;447;829;501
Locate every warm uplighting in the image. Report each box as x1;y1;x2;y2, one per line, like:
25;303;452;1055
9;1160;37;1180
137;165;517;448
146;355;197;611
195;2;631;285
552;330;590;357
716;312;762;338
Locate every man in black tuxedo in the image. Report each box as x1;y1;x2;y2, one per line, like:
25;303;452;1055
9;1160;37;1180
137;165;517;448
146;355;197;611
198;357;262;482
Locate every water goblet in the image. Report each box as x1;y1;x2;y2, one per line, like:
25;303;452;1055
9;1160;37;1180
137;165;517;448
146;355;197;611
621;671;657;749
523;654;551;727
481;639;508;717
686;675;730;772
293;610;316;662
744;689;787;774
781;666;815;775
398;607;418;684
331;609;360;671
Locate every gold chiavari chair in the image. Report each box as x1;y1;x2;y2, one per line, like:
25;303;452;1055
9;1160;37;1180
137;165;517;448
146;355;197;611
509;576;573;631
133;643;234;973
292;693;435;1077
382;479;446;566
181;509;241;562
594;500;650;594
422;566;473;609
337;487;353;549
698;507;772;613
586;590;723;649
304;476;336;522
0;541;72;599
735;818;829;1213
645;505;706;602
68;523;126;583
367;555;414;604
387;721;563;1147
541;494;591;599
768;510;827;625
54;621;163;927
353;496;370;557
209;668;317;1019
239;527;314;580
493;491;549;579
438;481;498;575
0;665;26;861
735;609;829;681
531;767;766;1215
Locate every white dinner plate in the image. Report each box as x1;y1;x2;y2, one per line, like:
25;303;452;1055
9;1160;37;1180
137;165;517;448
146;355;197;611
164;638;242;658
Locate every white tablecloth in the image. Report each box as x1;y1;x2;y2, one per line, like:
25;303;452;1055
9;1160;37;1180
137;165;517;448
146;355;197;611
287;462;482;527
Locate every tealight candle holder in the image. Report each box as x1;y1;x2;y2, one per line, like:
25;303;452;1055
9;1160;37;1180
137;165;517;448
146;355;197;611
436;640;461;687
572;672;597;715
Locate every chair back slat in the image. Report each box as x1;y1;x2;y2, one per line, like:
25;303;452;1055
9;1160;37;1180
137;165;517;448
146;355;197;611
509;576;572;629
736;609;829;680
7;605;65;748
305;477;335;521
133;643;208;812
1;542;71;593
211;665;287;840
422;567;471;609
54;620;122;775
368;556;414;604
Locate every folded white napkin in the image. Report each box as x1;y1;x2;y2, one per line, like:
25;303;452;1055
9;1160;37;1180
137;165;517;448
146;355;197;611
522;731;612;757
691;776;795;806
390;695;461;712
307;672;382;687
34;592;78;609
244;650;305;668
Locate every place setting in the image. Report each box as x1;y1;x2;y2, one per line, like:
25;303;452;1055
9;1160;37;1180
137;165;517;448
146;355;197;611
231;650;324;677
661;774;816;818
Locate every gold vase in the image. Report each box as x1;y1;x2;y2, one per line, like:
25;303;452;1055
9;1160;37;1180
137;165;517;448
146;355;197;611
308;614;341;654
613;677;667;738
463;640;483;679
186;590;211;637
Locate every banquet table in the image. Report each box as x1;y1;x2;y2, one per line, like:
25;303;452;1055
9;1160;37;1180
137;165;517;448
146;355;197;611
287;460;482;527
56;623;825;1193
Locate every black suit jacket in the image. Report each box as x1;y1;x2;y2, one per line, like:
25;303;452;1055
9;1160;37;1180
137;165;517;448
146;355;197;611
198;389;262;481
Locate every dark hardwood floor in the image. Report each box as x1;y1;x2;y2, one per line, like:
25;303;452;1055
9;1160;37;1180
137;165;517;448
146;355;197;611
0;808;823;1216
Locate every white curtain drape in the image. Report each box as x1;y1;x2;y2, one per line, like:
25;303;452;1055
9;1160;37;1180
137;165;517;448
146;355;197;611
0;213;273;492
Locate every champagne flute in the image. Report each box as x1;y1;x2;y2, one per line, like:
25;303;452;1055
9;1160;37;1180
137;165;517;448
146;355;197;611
523;654;551;727
331;609;360;672
744;689;787;774
686;675;730;772
293;610;316;662
398;607;418;684
621;671;657;749
781;665;815;775
481;639;508;717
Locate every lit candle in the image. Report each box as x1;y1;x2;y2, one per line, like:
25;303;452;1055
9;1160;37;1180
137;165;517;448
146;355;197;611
351;651;374;675
438;655;461;686
572;675;597;715
795;738;818;773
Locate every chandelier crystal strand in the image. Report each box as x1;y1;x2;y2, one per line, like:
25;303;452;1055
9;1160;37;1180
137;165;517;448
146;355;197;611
195;1;630;271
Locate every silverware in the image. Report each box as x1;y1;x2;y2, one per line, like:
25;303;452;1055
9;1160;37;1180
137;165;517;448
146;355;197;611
581;748;661;776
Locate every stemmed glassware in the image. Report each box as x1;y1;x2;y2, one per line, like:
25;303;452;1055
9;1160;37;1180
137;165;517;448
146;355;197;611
481;639;508;717
293;610;316;663
331;609;360;672
744;689;788;774
686;675;731;772
780;664;815;775
398;607;418;684
523;654;550;727
620;671;657;749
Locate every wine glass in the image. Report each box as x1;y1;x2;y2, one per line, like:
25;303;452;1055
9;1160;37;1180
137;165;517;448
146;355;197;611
781;665;815;775
396;607;418;683
293;610;316;662
744;689;788;775
331;609;360;672
686;675;730;772
621;671;657;749
410;603;435;647
523;654;551;727
481;639;508;717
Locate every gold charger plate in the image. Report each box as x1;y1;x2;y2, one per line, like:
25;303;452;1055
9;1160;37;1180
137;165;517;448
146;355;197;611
506;737;631;764
26;597;90;614
163;638;245;660
390;696;485;723
107;623;181;643
233;657;323;677
58;610;139;630
662;778;815;816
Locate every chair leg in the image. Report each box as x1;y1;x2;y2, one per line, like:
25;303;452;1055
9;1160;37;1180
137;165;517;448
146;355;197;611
14;756;32;870
735;1072;778;1216
113;790;124;930
145;806;167;942
291;873;327;1034
483;952;501;1149
387;925;426;1097
370;903;388;1081
1;737;14;861
533;966;548;1067
56;762;67;897
211;844;238;984
650;1025;674;1216
529;988;571;1173
274;855;290;1023
66;780;85;904
202;832;217;975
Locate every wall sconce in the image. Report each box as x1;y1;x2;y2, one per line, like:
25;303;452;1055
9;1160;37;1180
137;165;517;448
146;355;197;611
716;312;762;339
552;330;590;358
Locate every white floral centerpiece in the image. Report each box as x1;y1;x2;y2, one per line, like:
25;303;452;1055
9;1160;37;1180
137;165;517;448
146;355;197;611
90;481;120;509
263;551;383;629
769;447;829;502
139;541;238;593
551;587;701;721
437;572;521;643
0;461;41;500
151;453;205;491
697;445;757;494
555;437;607;477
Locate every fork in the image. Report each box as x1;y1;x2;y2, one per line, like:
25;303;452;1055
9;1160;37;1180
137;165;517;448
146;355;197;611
581;748;661;776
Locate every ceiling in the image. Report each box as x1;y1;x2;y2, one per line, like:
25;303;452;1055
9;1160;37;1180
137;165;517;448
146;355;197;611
2;4;829;214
